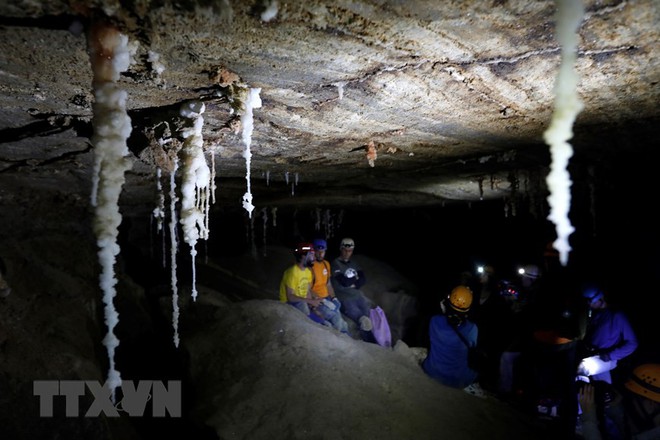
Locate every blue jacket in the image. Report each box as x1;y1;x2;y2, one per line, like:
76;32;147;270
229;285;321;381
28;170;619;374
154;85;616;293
585;308;638;361
423;314;478;388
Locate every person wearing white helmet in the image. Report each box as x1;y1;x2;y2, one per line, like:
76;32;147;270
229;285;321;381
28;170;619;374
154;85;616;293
330;238;375;339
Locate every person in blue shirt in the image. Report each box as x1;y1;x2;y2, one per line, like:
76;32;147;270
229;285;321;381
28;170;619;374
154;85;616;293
422;285;484;397
578;285;638;384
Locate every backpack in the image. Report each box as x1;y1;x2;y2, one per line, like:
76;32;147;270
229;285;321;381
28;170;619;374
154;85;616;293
369;306;392;348
450;322;488;373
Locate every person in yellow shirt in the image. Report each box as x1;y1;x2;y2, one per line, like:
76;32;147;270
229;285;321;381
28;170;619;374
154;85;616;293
279;243;324;324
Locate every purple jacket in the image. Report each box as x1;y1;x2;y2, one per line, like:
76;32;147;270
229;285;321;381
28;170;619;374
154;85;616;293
585;308;638;361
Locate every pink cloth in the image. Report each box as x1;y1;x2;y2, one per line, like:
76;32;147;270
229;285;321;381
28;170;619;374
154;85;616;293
370;306;392;348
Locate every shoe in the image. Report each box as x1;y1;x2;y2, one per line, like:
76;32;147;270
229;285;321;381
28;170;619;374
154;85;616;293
536;398;560;418
359;316;373;331
575;418;583;437
463;383;486;399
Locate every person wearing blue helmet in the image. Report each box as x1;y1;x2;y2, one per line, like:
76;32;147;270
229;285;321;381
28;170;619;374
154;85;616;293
577;285;638;385
310;238;348;334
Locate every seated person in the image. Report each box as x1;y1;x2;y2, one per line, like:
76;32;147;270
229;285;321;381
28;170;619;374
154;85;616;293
279;243;323;324
330;238;374;338
422;285;484;397
310;238;348;334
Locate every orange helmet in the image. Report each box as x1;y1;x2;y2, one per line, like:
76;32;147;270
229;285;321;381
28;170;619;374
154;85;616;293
448;285;473;313
625;364;660;403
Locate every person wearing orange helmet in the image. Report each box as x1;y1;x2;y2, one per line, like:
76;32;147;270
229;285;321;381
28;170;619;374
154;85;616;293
624;364;660;439
578;363;660;440
421;285;485;397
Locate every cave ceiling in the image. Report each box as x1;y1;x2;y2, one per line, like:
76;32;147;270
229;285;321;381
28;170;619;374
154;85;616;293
0;0;658;217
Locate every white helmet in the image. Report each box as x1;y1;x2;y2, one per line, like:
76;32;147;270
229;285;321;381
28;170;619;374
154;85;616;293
518;264;540;280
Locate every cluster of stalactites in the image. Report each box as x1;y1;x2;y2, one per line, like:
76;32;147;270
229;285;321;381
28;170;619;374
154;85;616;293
178;100;211;301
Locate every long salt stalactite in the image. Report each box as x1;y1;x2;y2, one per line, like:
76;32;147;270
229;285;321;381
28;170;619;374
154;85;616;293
153;167;167;268
88;22;134;402
241;88;262;218
169;157;181;347
179;101;211;302
543;0;584;266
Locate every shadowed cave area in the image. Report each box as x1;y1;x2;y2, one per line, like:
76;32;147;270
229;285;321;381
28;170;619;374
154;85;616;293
0;1;659;438
1;156;658;439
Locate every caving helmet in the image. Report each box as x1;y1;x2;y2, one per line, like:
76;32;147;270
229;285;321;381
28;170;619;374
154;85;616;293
448;285;473;313
583;285;604;305
312;239;327;251
340;237;355;249
625;364;660;403
294;242;314;257
518;264;540;280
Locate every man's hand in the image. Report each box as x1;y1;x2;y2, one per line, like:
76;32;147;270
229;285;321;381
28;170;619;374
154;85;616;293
578;383;597;420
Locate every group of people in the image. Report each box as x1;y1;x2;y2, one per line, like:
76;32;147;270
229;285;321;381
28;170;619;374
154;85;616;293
279;236;657;438
420;256;654;439
278;237;388;345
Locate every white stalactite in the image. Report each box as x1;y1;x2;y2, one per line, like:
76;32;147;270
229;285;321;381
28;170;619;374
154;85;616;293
324;209;333;239
543;0;584;266
179;100;210;301
153;167;165;232
210;150;217;204
241;88;262;218
88;22;135;403
153;167;167;269
168;159;180;347
260;0;279;22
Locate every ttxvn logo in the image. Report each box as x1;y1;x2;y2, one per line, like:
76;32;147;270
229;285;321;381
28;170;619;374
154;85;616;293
33;380;181;417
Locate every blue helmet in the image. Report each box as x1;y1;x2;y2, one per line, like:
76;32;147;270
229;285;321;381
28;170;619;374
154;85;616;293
313;239;327;250
583;285;604;304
